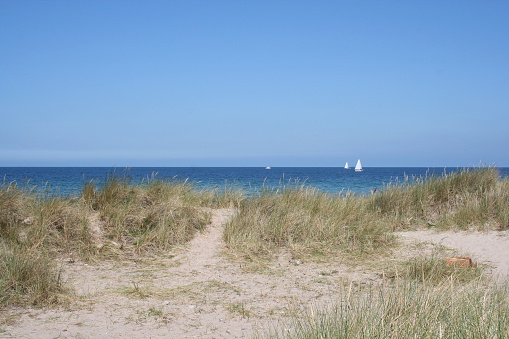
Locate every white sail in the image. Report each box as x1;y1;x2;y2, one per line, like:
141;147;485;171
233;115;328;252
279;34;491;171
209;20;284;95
344;162;349;169
355;159;363;172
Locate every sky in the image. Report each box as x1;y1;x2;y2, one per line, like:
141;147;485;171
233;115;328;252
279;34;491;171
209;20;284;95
1;1;508;167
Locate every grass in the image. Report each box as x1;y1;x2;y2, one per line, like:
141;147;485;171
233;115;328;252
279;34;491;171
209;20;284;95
2;166;508;314
0;243;64;306
264;281;509;338
395;255;483;285
226;302;253;318
263;256;507;339
368;167;509;230
82;175;245;255
224;186;395;258
225;167;509;260
0;175;242;307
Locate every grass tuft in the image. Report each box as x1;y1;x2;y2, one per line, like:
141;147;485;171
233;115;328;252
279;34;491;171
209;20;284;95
0;243;64;306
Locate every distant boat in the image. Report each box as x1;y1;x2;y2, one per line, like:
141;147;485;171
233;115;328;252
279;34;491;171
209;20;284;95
344;162;350;169
355;159;364;172
265;166;271;169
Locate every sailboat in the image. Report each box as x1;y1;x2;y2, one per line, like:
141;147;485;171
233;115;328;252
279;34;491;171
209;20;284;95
344;162;350;169
355;159;364;172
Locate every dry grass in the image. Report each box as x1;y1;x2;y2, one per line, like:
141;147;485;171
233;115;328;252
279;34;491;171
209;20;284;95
226;168;509;260
0;176;242;306
264;280;509;338
224;186;395;257
264;256;507;339
0;243;65;306
2;167;507;313
368;167;509;230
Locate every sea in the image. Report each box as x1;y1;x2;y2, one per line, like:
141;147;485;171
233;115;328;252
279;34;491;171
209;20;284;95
1;167;508;197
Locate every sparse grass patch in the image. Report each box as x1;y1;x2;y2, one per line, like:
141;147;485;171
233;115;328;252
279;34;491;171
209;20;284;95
385;255;484;286
116;282;152;299
131;306;171;324
157;280;241;302
226;301;253;318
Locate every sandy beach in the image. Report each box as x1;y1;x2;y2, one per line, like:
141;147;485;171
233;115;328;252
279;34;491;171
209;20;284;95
1;208;508;338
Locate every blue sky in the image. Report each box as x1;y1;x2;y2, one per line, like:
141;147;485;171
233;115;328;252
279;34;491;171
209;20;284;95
1;1;508;167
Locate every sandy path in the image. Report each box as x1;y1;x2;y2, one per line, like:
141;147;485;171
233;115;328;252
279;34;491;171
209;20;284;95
1;209;377;339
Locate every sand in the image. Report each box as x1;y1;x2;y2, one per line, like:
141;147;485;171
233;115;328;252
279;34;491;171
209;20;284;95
397;229;509;281
2;210;509;338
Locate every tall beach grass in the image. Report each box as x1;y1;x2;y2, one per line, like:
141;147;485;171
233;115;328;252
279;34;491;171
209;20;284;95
82;175;244;254
264;256;506;338
0;176;243;306
368;167;509;230
264;280;509;338
224;185;395;257
225;168;509;259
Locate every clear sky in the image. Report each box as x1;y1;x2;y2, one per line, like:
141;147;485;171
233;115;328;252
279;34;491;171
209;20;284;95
1;1;508;167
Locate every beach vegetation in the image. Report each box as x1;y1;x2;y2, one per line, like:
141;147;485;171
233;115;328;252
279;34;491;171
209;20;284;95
263;255;507;339
0;176;242;306
368;167;509;230
224;185;395;258
1;167;508;310
263;279;509;338
225;167;509;260
0;242;64;306
81;175;243;254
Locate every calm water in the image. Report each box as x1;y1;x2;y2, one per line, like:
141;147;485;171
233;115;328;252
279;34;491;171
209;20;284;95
1;167;508;197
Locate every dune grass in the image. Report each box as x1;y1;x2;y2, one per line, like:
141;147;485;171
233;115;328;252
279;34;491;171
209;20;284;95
82;177;211;254
368;167;509;230
0;176;243;306
0;183;87;306
264;256;507;339
390;254;484;285
264;280;509;338
224;186;394;257
1;167;507;308
225;168;509;259
0;243;65;306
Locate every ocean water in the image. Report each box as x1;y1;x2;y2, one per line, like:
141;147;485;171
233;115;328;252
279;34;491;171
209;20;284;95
1;167;508;197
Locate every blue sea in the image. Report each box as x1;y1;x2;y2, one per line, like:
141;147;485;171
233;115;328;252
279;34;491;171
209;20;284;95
1;167;508;197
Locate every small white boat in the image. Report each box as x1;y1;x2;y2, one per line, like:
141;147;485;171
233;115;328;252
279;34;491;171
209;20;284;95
355;159;364;172
344;162;350;169
265;166;271;170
